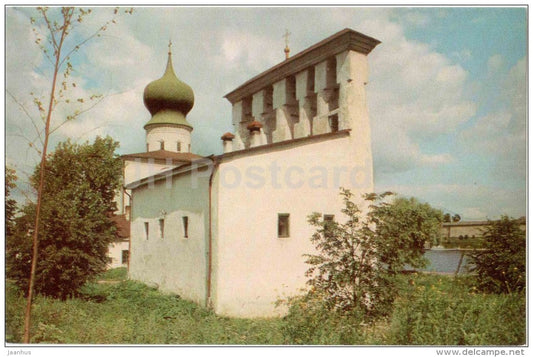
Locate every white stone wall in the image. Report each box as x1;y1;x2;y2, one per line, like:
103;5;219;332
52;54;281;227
119;159;182;215
128;172;210;305
124;159;178;186
146;125;192;153
212;133;373;317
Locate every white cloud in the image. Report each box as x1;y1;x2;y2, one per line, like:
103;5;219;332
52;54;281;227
460;112;512;153
436;64;467;83
365;20;475;175
420;153;454;166
55;89;145;145
505;58;527;129
461;207;486;219
379;183;526;220
216;30;280;74
451;48;472;62
373;129;454;174
458;56;526;181
487;54;504;73
403;11;431;27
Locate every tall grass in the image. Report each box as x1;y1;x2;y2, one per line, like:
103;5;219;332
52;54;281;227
387;274;526;345
279;274;526;345
5;270;526;345
6;279;284;344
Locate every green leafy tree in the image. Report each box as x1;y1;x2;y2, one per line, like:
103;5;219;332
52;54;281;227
443;213;451;223
468;216;525;293
7;136;122;300
452;214;461;222
303;189;442;319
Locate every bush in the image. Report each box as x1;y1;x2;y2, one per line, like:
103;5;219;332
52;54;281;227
32;323;66;344
468;216;526;293
280;289;372;344
5;282;26;343
302;189;442;320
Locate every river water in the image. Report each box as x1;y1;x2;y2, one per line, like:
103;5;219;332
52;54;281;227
421;249;472;274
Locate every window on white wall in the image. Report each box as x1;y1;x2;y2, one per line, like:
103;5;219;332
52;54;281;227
159;218;165;239
182;216;189;238
144;222;149;240
177;141;182;152
121;250;129;264
278;213;290;238
160;141;165;150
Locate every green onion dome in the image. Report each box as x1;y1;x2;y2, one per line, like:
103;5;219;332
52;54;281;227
143;51;194;129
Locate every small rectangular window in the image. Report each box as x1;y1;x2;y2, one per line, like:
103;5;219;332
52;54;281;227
182;216;189;238
159;218;165;239
278;213;290;238
144;222;149;240
177;142;182;152
160;141;165;150
146;143;149;151
121;250;129;264
328;114;339;132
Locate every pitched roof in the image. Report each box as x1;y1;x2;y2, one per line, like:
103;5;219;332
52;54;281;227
121;150;204;164
224;28;381;103
109;214;130;240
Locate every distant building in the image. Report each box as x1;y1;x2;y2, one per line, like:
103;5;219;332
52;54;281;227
117;28;380;317
440;217;526;248
108;214;130;269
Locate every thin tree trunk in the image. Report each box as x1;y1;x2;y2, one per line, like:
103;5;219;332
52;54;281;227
22;55;58;345
23;10;70;343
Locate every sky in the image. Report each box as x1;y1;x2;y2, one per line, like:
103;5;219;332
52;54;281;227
5;6;527;220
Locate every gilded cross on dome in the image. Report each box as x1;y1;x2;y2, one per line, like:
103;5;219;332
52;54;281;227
283;29;290;47
283;29;291;59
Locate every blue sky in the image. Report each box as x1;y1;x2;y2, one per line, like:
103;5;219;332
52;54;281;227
5;6;527;220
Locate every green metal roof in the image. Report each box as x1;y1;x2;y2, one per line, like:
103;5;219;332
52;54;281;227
143;109;193;130
143;51;194;128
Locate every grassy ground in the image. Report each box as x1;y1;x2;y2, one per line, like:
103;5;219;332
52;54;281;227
5;269;526;345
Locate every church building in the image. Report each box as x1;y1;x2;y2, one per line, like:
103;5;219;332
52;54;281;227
120;28;380;317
